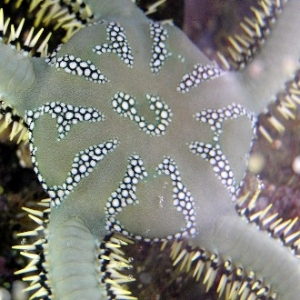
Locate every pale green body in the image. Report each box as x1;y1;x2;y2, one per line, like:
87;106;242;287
1;0;300;299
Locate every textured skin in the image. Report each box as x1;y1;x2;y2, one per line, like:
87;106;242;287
3;6;254;241
1;0;300;299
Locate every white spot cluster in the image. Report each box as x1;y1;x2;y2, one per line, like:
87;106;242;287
112;92;172;136
177;64;221;93
26;101;104;140
47;139;119;206
55;54;108;83
45;44;61;65
106;155;148;235
157;157;197;237
93;22;134;67
149;22;172;73
189;142;235;195
189;103;255;195
25;102;113;206
106;155;196;242
195;103;249;141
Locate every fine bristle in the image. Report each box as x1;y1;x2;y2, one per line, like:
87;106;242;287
164;185;300;299
257;69;300;143
216;0;285;71
135;0;183;28
99;233;137;300
14;201;137;300
0;98;29;144
5;0;300;299
168;239;277;300
12;198;52;300
237;189;300;252
0;0;94;57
